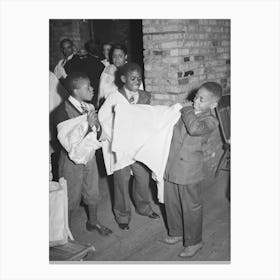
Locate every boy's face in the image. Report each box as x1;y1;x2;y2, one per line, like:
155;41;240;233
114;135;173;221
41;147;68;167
121;70;142;92
112;49;127;67
193;87;217;114
61;41;73;58
73;78;94;102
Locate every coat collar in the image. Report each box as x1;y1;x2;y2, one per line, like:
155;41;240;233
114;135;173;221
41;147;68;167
118;87;128;101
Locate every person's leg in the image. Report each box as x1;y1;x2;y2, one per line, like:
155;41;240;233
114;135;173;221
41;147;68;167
131;161;158;217
82;155;112;235
178;183;203;257
58;152;83;230
163;181;183;243
113;166;132;225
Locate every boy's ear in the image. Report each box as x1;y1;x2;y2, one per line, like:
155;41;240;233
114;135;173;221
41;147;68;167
72;88;79;98
120;75;126;84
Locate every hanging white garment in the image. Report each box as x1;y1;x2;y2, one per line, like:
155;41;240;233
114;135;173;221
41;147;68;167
98;64;118;105
98;92;182;202
112;102;182;203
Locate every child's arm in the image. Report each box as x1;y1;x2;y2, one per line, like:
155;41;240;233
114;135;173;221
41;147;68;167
87;109;106;140
180;105;218;136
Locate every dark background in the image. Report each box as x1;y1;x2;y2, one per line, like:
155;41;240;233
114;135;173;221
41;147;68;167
49;19;144;73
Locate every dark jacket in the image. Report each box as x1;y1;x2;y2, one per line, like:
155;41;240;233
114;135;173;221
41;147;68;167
164;106;219;185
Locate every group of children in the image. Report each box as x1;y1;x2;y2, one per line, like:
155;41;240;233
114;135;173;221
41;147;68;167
53;56;222;258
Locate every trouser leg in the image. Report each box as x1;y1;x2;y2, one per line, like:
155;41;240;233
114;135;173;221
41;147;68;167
113;166;132;224
87;204;98;225
58;152;83;229
81;156;101;224
131;162;153;215
164;181;183;237
178;183;203;247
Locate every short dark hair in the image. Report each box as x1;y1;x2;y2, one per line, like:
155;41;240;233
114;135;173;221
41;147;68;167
199;82;223;101
109;43;127;63
119;62;142;77
60;38;73;49
65;72;89;95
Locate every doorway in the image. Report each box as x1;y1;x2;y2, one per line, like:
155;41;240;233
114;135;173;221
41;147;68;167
89;20;144;72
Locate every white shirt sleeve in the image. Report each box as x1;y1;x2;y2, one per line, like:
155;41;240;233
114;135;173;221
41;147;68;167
54;60;67;80
98;65;118;106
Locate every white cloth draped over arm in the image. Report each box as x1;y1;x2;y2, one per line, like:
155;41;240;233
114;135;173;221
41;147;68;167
54;59;67;80
98;91;135;175
98;65;118;105
57;115;101;165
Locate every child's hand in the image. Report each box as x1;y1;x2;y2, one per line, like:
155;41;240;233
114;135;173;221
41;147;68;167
182;100;193;107
87;110;99;130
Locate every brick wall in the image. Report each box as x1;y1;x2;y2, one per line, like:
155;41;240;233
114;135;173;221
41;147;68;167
142;19;230;177
142;19;230;105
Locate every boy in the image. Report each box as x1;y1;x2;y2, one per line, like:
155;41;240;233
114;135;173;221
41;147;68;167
54;72;112;236
162;82;222;258
98;62;160;230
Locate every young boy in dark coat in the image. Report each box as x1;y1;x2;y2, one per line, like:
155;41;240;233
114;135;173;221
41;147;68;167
54;72;112;236
162;82;222;258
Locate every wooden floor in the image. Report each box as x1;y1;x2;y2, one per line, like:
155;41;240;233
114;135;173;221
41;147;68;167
67;170;230;262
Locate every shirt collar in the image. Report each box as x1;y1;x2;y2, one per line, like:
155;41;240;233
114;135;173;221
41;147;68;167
68;96;83;113
66;53;74;61
124;87;138;98
124;87;139;104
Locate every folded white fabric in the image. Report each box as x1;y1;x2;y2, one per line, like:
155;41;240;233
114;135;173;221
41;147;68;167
57;115;101;165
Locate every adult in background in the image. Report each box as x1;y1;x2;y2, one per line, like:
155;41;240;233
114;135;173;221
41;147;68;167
98;43;143;108
54;38;75;81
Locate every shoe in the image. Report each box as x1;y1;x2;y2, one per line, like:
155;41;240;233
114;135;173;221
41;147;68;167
147;211;160;219
138;211;160;219
86;222;113;236
118;223;129;230
178;242;203;258
160;236;183;245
